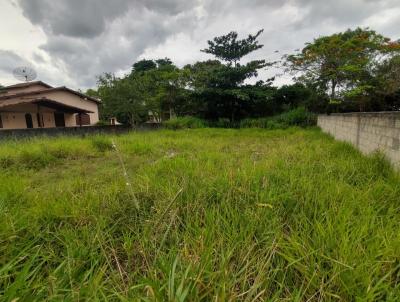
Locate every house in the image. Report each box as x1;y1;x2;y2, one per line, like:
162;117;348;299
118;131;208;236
0;81;100;130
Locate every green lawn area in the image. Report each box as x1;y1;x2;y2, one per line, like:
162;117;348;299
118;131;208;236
1;128;400;301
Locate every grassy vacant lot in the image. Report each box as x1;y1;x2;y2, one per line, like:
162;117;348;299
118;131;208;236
1;128;400;301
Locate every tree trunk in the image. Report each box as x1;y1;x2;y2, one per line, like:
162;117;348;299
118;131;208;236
129;113;136;129
330;80;337;99
230;99;235;123
169;106;175;119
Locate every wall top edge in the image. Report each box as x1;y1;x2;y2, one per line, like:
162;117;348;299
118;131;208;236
318;111;400;117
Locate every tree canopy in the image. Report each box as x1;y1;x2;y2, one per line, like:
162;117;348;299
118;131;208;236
284;28;400;111
190;29;272;121
90;27;400;126
201;30;264;66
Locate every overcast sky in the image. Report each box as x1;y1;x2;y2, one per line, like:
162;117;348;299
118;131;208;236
1;0;399;90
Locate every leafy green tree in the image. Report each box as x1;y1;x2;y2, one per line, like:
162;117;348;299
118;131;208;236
188;30;271;121
85;88;99;98
132;59;157;73
374;55;400;95
96;72;155;126
202;30;264;66
275;83;311;109
155;58;173;67
284;28;400;110
97;58;189;125
138;60;189;119
367;55;400;111
275;83;328;113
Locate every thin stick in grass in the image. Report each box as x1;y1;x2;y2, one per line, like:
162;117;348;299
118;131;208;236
112;139;139;210
153;188;184;263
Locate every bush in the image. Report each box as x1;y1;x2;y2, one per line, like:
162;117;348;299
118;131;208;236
240;108;316;129
96;120;109;126
240;118;268;128
163;108;315;130
274;107;316;127
210;118;233;128
163;117;208;130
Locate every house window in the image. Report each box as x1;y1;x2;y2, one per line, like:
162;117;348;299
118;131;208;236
25;113;33;129
0;114;3;128
54;113;66;127
76;113;91;126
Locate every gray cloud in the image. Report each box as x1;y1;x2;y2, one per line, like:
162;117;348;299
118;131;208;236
18;0;132;38
32;3;200;87
289;0;400;28
0;50;29;75
17;0;197;38
9;0;400;89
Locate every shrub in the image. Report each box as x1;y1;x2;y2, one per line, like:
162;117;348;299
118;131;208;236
274;107;316;127
240;118;268;128
211;118;233;128
240;108;316;129
96;120;109;126
163;108;315;130
163;117;207;130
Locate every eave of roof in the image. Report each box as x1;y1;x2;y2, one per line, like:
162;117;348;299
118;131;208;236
0;97;93;113
4;81;53;89
0;86;101;104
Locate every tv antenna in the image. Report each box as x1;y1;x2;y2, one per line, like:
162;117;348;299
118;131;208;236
13;66;37;82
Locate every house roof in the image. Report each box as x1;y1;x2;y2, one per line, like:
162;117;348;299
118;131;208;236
0;97;93;113
4;81;53;89
0;85;101;104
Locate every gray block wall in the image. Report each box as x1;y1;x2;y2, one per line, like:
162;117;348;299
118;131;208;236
318;112;400;168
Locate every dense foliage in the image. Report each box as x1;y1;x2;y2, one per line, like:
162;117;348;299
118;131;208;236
284;28;400;112
240;107;316;129
163;107;316;130
164;116;207;130
90;28;400;126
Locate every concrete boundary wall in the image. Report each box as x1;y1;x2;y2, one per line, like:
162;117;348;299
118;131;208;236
318;112;400;168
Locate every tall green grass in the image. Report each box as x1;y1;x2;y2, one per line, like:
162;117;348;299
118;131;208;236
163;108;316;130
163;116;207;130
0;128;399;301
240;107;317;129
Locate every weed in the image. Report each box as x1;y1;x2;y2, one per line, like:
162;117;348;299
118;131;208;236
91;136;114;152
163;116;207;129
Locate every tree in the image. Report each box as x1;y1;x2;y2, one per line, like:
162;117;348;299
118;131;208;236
284;28;400;110
275;83;311;110
368;55;400;111
137;59;189;120
96;72;153;126
155;58;173;67
132;59;157;73
97;58;190;125
190;30;271;121
202;30;264;66
85;88;99;98
274;83;329;113
374;55;400;95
